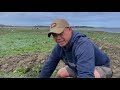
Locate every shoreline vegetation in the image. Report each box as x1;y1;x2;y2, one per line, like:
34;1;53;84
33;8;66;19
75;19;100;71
1;25;120;33
0;27;120;78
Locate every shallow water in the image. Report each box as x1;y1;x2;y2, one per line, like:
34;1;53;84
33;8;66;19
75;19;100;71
73;27;120;33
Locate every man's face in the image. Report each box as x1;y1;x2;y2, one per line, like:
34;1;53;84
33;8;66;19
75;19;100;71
52;27;72;47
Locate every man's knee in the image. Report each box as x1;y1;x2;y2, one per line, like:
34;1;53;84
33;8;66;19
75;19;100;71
56;67;69;78
94;66;113;78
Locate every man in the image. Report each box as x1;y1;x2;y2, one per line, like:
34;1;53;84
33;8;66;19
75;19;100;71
39;19;113;78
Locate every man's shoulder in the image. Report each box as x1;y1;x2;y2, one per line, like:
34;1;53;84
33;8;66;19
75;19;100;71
51;44;63;58
75;36;89;45
52;44;63;53
73;36;93;51
54;44;61;49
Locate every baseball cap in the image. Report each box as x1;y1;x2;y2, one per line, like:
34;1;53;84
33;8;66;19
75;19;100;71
48;19;69;37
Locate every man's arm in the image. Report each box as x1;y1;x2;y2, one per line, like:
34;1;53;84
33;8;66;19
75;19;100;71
39;45;61;78
75;40;95;78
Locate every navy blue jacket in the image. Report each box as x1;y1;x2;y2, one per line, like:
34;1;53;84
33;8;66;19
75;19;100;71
39;31;110;78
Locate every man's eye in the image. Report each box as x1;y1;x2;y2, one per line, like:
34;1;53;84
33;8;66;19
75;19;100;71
59;32;63;36
52;34;57;37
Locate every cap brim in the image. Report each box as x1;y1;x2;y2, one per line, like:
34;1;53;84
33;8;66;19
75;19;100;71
48;28;64;37
48;33;52;37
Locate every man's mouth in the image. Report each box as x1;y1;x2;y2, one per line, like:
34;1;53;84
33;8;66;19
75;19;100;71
58;41;65;46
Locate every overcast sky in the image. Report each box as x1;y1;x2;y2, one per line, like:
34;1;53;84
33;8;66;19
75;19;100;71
0;12;120;27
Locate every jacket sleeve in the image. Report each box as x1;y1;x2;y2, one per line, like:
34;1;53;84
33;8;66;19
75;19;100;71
75;40;95;78
39;45;61;78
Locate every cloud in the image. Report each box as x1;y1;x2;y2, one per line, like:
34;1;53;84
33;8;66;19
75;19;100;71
0;12;120;27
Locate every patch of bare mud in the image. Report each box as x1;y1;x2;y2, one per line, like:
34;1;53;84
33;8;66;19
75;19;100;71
0;53;49;72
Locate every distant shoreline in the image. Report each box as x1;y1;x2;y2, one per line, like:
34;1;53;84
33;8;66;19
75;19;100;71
0;26;120;33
